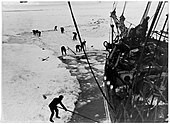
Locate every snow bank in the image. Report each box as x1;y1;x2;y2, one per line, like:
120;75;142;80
2;44;81;122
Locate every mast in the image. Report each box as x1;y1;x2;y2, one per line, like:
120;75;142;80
110;2;128;38
111;24;114;44
140;1;151;24
121;1;127;16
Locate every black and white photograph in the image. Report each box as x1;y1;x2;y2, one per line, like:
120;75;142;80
1;1;168;123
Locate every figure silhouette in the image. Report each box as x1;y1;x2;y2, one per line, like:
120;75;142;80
75;44;81;52
61;46;67;55
73;32;77;40
48;95;67;122
54;26;57;31
81;40;86;51
60;27;64;33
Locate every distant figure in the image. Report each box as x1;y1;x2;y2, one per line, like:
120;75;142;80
54;26;58;31
73;32;77;40
32;30;41;37
60;27;64;33
61;46;67;55
37;30;41;37
43;94;47;99
75;45;81;52
32;30;36;35
103;41;112;51
81;40;86;51
48;95;67;122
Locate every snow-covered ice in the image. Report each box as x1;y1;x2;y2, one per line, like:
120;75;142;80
2;44;81;122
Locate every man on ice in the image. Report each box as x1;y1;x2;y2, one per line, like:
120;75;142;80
48;95;67;122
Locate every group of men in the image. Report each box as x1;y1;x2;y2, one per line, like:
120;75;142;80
56;25;87;56
75;40;86;52
32;25;89;123
61;40;86;56
32;29;41;37
31;26;89;123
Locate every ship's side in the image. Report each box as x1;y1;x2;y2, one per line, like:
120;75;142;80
103;1;168;122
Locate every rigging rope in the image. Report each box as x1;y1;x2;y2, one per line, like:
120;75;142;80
67;1;116;118
154;14;168;55
152;1;166;35
57;106;99;123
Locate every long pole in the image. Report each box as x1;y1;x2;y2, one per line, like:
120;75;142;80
111;24;114;44
121;1;127;16
57;106;99;123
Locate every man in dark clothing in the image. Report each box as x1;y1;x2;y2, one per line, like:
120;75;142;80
75;44;81;52
73;32;77;40
37;30;41;37
81;40;86;51
54;26;57;31
60;27;64;33
49;95;67;122
32;30;36;35
61;46;67;55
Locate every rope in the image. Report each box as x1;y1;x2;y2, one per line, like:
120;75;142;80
67;1;116;118
153;14;168;57
57;106;100;123
152;1;166;34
